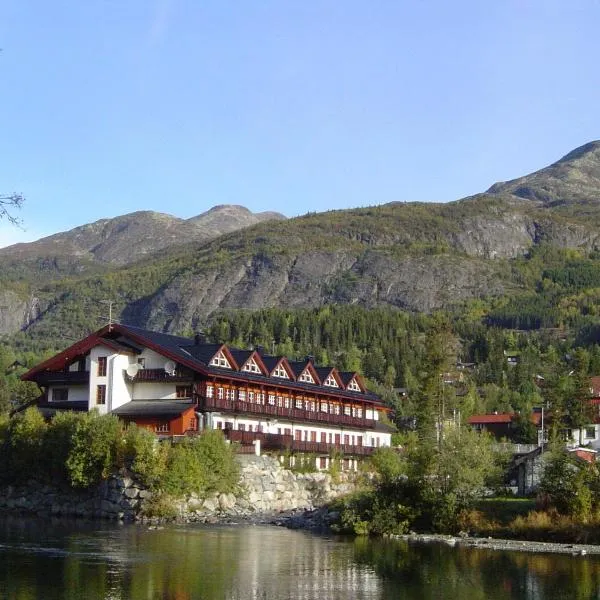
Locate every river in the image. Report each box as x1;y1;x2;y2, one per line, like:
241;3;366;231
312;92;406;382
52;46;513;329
0;516;599;599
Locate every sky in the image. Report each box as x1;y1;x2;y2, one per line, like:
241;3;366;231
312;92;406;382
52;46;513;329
1;0;599;247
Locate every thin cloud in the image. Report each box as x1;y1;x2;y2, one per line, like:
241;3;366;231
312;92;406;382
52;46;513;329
148;0;175;46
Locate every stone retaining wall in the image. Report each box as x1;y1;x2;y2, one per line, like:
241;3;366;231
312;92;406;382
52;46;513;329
0;455;358;521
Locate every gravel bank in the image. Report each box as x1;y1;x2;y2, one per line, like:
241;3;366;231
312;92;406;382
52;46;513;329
396;533;600;556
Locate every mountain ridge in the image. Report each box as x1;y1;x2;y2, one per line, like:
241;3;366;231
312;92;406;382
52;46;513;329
3;140;600;339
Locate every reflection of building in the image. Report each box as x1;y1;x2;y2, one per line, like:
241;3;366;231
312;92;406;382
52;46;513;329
23;324;393;465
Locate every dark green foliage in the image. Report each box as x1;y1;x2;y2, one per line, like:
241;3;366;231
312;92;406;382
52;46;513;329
0;411;239;497
332;428;502;536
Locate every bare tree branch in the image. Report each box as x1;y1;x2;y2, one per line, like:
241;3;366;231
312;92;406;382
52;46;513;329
0;193;24;226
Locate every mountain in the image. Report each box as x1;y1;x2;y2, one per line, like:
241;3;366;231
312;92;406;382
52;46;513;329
2;141;600;341
487;140;600;217
0;205;286;275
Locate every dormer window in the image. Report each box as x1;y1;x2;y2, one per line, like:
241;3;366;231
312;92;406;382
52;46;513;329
298;370;315;384
324;374;338;387
347;378;361;392
242;357;262;373
210;351;231;369
273;364;289;378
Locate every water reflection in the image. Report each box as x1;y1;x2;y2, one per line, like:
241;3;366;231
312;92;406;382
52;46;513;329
353;536;600;600
2;517;600;599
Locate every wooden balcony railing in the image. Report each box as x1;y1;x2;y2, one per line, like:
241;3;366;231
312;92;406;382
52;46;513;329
35;371;90;385
225;430;376;456
200;396;376;430
127;369;193;383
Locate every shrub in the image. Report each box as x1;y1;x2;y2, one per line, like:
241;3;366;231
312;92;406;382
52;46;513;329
123;425;168;488
6;407;47;482
65;412;124;488
161;430;239;498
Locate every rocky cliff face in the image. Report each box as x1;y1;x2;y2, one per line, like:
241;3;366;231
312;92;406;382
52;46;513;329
0;290;42;336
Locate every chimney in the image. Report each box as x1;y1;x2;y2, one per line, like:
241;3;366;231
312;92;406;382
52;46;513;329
194;331;206;346
305;355;314;364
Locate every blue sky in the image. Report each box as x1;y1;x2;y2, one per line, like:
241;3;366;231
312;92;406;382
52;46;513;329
1;0;599;247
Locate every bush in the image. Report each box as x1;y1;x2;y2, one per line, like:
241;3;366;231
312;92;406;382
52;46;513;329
161;430;239;498
65;412;124;488
123;425;168;488
6;407;47;482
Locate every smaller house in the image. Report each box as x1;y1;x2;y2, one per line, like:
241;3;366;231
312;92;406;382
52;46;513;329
468;411;543;442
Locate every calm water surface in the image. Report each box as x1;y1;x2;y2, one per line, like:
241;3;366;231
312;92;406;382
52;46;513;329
1;516;600;599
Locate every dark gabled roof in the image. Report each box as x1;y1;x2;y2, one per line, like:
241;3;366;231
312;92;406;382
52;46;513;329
287;360;309;377
181;343;225;365
260;356;279;372
24;323;386;408
314;366;334;381
339;371;356;386
229;349;254;369
113;399;196;418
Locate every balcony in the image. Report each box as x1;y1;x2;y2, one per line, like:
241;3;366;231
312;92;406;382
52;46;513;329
35;371;90;386
225;430;376;456
127;368;193;383
200;396;376;430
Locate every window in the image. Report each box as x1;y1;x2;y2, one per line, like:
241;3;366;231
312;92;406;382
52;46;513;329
273;364;289;378
277;396;283;408
319;457;327;469
97;356;107;377
284;397;290;408
156;422;170;433
206;385;214;398
96;385;106;405
176;385;192;398
320;402;328;413
310;431;317;442
356;408;363;418
189;418;197;431
585;427;596;439
344;405;351;416
344;434;350;445
242;358;262;373
296;398;303;409
238;424;245;431
217;387;224;400
248;391;255;403
347;378;361;392
226;388;236;401
137;357;146;369
210;350;231;369
299;370;315;383
324;374;338;387
333;404;341;415
284;428;292;436
238;390;246;402
268;394;275;405
52;388;68;402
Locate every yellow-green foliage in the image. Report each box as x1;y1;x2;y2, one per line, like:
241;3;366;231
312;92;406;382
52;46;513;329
161;430;239;498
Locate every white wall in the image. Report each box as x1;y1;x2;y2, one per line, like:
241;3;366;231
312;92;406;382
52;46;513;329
132;382;177;400
208;413;391;447
109;354;133;411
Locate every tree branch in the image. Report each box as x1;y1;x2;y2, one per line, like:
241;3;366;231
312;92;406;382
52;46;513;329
0;193;24;226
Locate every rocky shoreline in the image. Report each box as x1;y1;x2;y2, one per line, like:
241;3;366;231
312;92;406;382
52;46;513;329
393;533;600;556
